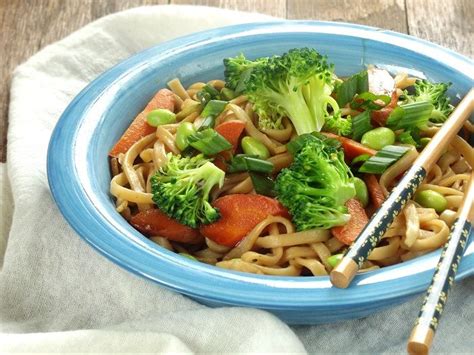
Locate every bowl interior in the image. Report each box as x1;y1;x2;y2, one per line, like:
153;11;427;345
49;21;474;321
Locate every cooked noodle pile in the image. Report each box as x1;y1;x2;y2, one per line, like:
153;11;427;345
110;76;472;276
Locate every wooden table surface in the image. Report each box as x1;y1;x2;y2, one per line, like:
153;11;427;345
1;0;472;162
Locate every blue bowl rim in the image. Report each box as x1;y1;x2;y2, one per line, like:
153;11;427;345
47;20;474;311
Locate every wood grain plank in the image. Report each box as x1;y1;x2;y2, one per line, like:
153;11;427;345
170;0;286;18
0;0;168;162
287;0;408;33
406;0;473;58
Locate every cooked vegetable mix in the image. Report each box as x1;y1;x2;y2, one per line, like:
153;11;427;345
109;48;472;277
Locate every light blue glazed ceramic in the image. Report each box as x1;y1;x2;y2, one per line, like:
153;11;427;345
47;21;474;325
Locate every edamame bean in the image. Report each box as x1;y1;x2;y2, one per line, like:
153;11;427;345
361;127;395;150
414;189;448;213
179;253;197;261
419;137;431;148
241;136;270;159
352;177;369;207
327;254;343;268
176;122;197;151
146;109;176;127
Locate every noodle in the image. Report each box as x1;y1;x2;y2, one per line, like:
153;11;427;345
110;73;472;277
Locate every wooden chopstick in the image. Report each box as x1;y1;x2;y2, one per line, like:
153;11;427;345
330;88;474;288
407;172;474;355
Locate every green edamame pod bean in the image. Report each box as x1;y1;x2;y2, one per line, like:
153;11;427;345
352;177;369;207
146;109;176;127
361;127;395;150
176;122;197;151
241;136;270;160
327;254;343;268
419;137;431;148
179;253;197;261
414;189;448;213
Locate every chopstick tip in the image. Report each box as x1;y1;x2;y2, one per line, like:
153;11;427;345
407;325;434;355
330;257;358;288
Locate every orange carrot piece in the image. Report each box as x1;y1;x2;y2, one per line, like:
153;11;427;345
200;194;290;247
212;155;228;172
371;91;400;127
109;89;176;157
364;174;386;209
130;208;203;244
322;132;377;161
331;198;369;245
214;120;246;153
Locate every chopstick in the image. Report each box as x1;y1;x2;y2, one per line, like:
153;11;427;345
330;88;474;288
407;172;474;355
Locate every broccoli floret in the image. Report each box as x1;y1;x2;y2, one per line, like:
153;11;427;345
275;136;355;230
151;154;224;228
223;54;268;94
242;48;340;133
404;79;453;123
323;111;352;136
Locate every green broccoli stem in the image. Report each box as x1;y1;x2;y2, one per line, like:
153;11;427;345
188;162;225;200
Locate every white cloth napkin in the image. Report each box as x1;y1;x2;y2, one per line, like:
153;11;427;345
1;5;472;354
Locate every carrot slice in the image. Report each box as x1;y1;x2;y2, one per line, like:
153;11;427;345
215;120;246;153
109;89;176;157
364;174;386;209
322;132;377;160
200;194;290;247
130;208;202;244
331;198;369;245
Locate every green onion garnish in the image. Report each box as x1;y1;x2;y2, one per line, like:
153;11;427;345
249;172;276;197
201;100;228;119
386;101;433;130
187;128;232;155
351;110;373;141
359;145;410;174
336;70;369;106
227;154;274;174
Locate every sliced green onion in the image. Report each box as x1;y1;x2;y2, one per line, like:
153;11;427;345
201;99;228;119
199;115;216;130
196;90;211;106
376;145;411;159
146;109;176;127
187;128;232;155
350;92;391;111
197;84;220;106
228;154;274;174
336;70;369;106
351;153;371;166
198;100;228;131
203;84;220;98
386;101;433;130
351;110;373;141
249;172;276;197
359;145;410;174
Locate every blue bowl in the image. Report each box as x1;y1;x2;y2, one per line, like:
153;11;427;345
47;21;474;324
